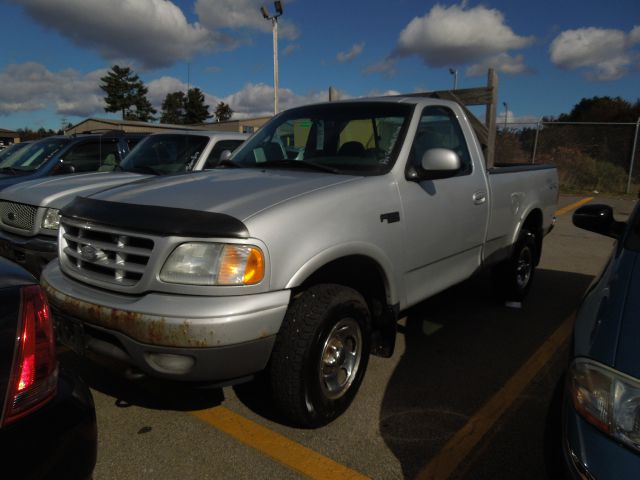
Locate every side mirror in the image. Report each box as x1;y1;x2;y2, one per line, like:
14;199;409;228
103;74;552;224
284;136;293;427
219;150;232;162
54;160;75;175
573;204;626;239
407;148;461;181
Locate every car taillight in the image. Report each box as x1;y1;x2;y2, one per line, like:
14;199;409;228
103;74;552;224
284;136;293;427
2;285;58;426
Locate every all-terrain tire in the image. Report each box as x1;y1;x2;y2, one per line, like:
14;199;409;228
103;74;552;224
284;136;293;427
269;284;371;427
493;228;537;301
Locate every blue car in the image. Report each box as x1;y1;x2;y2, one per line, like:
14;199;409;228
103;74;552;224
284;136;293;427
560;202;640;478
0;132;145;191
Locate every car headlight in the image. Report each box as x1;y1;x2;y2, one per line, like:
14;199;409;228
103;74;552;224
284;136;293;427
41;208;61;230
160;242;264;286
569;358;640;451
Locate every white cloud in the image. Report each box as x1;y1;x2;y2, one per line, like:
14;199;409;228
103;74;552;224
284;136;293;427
364;57;397;76
283;44;301;56
337;43;365;63
220;83;329;118
195;0;299;40
11;0;224;69
0;63;106;117
550;26;640;81
394;4;533;69
466;53;529;76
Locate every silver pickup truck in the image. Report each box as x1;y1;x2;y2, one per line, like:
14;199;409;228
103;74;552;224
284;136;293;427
0;131;247;275
42;98;558;426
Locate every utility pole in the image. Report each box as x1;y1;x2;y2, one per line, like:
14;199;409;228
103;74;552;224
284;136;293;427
261;2;284;115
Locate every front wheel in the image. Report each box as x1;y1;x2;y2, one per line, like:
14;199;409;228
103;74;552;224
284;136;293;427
269;284;371;427
494;228;537;301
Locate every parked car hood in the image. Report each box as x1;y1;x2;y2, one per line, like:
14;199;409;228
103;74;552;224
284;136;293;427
0;172;36;190
574;247;640;379
87;169;359;221
0;172;149;209
613;251;640;379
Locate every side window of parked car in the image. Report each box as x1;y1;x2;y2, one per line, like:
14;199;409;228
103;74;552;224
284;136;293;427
411;106;473;176
205;140;245;168
62;140;120;173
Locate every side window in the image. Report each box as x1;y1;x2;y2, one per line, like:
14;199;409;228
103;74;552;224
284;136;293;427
63;140;119;173
204;140;245;168
127;137;144;151
412;106;472;175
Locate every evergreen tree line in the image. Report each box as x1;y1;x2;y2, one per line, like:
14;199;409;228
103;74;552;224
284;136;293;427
100;65;233;125
496;96;640;193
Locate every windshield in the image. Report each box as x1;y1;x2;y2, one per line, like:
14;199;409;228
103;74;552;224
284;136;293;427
0;143;30;164
119;134;210;174
0;138;69;172
231;102;413;175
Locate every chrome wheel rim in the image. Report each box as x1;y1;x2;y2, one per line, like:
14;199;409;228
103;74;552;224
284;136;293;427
516;246;533;289
319;318;362;400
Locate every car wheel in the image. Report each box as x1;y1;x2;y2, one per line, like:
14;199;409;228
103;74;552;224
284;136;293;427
269;284;371;427
494;228;537;301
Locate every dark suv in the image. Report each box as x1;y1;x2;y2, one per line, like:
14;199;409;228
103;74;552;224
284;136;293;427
0;132;146;191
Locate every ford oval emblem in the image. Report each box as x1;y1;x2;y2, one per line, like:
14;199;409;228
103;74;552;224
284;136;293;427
80;245;104;262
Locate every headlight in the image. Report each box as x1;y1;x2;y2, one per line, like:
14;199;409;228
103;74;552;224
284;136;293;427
41;208;61;230
160;242;264;286
569;358;640;451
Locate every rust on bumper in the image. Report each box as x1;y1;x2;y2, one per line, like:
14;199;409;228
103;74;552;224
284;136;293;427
42;279;214;348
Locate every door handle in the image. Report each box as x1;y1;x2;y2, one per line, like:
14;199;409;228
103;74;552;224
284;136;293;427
473;191;487;205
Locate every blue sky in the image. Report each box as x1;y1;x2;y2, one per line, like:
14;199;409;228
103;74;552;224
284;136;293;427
0;0;638;131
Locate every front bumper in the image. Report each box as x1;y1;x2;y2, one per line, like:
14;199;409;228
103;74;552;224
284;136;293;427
563;401;640;479
0;228;57;276
41;262;291;382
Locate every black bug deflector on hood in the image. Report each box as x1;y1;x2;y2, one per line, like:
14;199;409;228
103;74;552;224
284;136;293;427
61;196;249;238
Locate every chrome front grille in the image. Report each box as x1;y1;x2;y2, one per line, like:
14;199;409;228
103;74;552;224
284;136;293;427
0;201;37;231
60;219;154;286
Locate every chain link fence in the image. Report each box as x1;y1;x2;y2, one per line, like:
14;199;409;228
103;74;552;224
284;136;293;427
495;120;640;195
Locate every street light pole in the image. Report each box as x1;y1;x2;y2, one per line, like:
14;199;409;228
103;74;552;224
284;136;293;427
502;102;508;130
261;2;284;115
448;68;458;90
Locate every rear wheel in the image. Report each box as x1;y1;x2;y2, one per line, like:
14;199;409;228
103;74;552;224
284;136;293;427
494;228;537;301
269;284;371;427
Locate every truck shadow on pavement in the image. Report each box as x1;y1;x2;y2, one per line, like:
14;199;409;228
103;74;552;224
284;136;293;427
58;351;225;411
379;268;593;480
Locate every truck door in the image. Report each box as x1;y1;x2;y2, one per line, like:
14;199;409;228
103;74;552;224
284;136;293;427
398;105;489;307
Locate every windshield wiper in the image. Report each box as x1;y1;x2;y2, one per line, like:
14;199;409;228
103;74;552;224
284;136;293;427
216;159;243;169
258;160;340;174
129;165;162;175
0;166;18;175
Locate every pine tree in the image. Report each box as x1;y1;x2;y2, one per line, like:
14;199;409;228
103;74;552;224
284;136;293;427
184;88;212;124
160;92;187;124
215;102;233;122
100;65;156;121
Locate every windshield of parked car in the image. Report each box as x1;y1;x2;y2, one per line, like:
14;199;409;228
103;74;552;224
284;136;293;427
230;102;413;175
0;142;30;164
119;134;210;174
0;138;69;172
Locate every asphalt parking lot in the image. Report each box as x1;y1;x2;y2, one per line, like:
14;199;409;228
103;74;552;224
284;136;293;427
59;194;637;480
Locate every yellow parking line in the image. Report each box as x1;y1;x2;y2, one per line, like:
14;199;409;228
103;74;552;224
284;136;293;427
192;406;370;480
555;197;593;217
416;313;575;480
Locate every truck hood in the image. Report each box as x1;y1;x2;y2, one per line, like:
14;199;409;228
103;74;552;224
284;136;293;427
87;169;359;221
0;172;149;208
